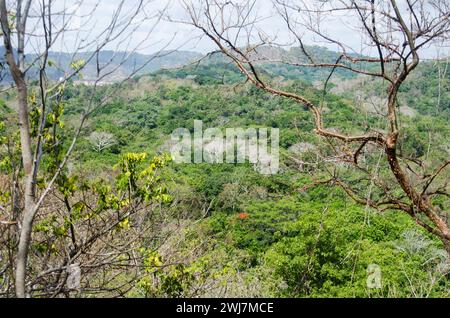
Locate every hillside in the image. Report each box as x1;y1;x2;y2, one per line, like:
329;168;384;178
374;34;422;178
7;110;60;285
1;47;448;299
0;47;202;84
153;45;362;84
4;57;446;297
1;45;366;85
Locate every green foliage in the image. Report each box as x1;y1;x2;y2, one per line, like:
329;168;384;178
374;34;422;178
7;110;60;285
261;202;448;297
1;53;448;298
70;59;86;72
30;152;172;255
136;249;195;297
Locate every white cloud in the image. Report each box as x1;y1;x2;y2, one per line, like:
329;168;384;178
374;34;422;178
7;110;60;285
21;0;449;58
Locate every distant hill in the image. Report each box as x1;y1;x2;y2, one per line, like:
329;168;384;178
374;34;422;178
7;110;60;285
0;47;202;84
1;45;376;85
152;45;364;84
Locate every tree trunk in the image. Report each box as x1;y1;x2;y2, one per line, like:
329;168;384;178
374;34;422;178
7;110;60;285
14;84;35;298
1;2;35;296
386;133;450;251
15;203;35;298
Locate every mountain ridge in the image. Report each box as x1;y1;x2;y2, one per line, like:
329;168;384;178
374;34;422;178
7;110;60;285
0;47;203;84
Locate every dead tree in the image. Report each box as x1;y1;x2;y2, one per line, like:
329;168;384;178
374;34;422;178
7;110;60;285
181;0;450;251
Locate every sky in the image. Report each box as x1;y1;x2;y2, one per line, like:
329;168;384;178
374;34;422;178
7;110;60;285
22;0;450;59
53;0;376;54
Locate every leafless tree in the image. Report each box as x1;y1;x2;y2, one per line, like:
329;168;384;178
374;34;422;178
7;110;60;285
88;131;115;153
180;0;450;251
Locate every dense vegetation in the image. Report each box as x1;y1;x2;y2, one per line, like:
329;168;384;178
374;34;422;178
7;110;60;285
2;54;447;297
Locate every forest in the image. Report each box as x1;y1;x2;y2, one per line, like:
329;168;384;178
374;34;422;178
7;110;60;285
0;0;448;299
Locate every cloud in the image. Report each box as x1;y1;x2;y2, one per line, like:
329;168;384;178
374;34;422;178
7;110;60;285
23;0;449;58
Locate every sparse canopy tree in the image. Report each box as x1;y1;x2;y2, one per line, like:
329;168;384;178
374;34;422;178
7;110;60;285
89;131;116;153
181;0;450;251
0;0;174;297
